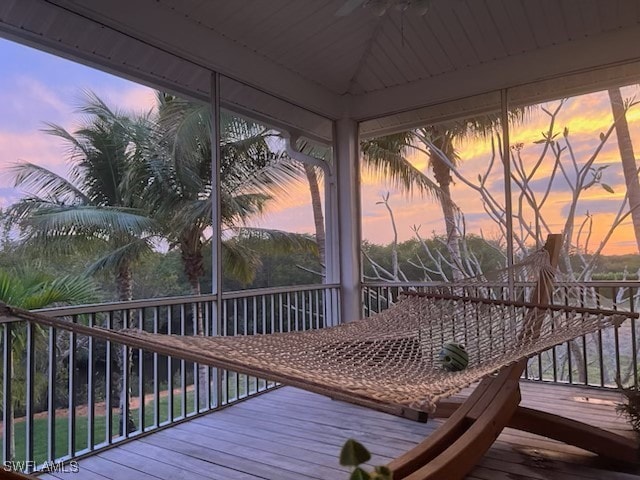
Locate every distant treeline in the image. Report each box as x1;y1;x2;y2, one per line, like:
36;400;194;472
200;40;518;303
590;254;640;280
2;231;639;303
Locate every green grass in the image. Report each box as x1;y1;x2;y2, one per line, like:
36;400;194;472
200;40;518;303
14;390;191;464
10;373;269;465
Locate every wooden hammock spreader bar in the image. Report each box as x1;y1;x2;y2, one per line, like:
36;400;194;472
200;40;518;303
389;236;560;480
408;291;640;320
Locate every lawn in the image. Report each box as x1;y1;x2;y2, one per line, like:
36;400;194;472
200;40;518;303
10;372;268;465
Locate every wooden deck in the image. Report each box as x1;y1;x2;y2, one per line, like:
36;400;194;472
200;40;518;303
39;382;639;480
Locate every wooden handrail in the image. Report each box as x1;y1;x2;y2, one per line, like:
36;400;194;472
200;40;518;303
405;291;640;319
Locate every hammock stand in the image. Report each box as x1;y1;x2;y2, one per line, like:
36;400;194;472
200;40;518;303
0;234;638;479
389;234;637;479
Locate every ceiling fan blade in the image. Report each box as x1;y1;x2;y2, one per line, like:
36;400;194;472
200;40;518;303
335;0;366;16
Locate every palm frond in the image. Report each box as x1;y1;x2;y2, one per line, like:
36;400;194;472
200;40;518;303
10;162;88;204
221;193;271;225
362;137;445;200
0;270;25;305
157;96;211;172
233;227;319;256
16;232;107;257
221;238;262;284
76;90;119;120
86;237;153;274
22;205;156;236
168;199;211;235
41;122;93;164
23;275;99;310
8;197;57;222
298;139;332;166
423;106;531;148
290;139;332;183
0;269;98;309
220;228;319;284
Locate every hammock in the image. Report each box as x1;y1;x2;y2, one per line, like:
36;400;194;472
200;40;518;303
0;248;634;415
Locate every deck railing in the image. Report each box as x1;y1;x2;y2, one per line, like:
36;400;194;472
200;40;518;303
0;284;339;473
362;281;640;390
3;278;635;473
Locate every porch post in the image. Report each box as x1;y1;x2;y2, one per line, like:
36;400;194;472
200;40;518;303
334;118;362;323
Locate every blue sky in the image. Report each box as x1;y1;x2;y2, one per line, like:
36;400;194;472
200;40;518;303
0;38;156;133
0;38;158;206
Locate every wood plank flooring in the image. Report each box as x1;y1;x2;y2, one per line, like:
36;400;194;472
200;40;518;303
39;382;640;480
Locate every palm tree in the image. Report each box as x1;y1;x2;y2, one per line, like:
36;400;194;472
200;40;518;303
608;87;640;253
138;94;315;406
144;93;310;295
0;268;97;460
303;163;326;275
8;92;156;302
410;115;512;280
360;131;444;198
8;91;156;435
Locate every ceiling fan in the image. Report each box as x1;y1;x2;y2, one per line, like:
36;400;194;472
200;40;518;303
335;0;432;17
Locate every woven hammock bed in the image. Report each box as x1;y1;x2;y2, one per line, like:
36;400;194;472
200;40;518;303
1;235;638;479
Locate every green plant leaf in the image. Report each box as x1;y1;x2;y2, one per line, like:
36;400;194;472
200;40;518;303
374;465;393;479
350;467;371;480
601;183;614;194
340;439;371;466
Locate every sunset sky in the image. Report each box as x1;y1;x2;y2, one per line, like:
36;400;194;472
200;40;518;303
1;37;639;255
358;85;640;256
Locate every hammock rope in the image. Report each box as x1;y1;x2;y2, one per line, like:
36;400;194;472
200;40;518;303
0;249;636;413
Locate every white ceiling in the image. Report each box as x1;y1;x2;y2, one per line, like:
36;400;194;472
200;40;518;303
1;0;640;140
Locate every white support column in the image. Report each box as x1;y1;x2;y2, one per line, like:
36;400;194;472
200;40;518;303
323;171;340;285
323;158;340;327
334;118;361;323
